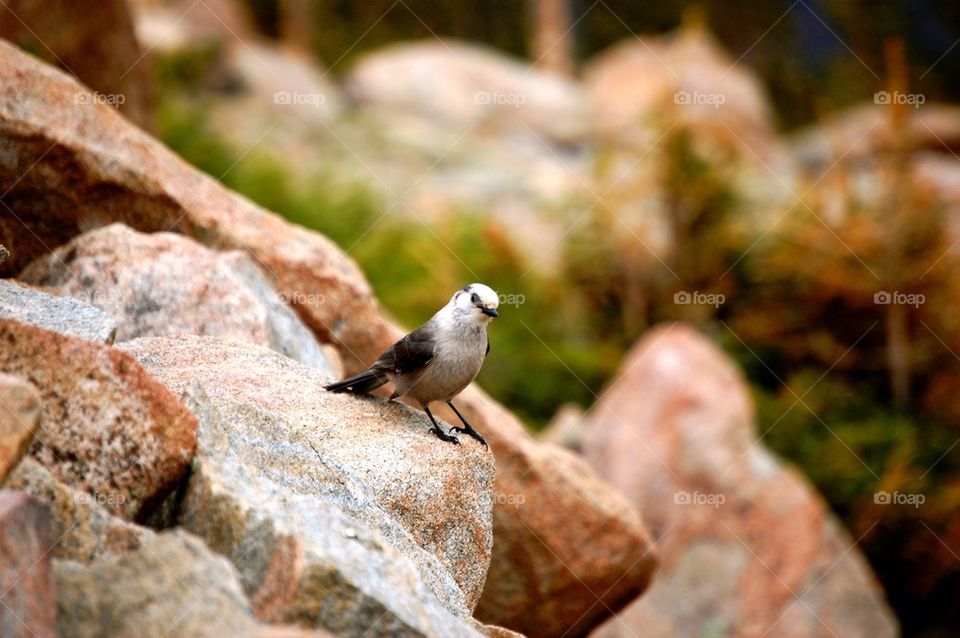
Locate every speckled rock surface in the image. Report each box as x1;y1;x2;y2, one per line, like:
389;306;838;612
0;279;117;343
121;335;494;634
54;530;260;638
0;373;40;482
0;491;57;638
582;324;898;638
20;224;335;373
4;458;153;562
0;318;197;520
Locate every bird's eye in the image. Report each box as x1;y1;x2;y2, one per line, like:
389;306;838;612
471;293;480;305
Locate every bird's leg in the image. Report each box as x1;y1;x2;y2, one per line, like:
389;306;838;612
446;401;487;448
424;405;460;445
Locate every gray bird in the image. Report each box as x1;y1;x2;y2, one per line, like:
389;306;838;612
324;283;500;446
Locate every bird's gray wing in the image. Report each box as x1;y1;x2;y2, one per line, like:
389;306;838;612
376;323;436;374
485;338;490;357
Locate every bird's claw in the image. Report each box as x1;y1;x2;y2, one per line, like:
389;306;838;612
450;426;487;448
429;426;460;445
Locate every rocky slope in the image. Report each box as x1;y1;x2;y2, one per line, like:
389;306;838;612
0;36;655;637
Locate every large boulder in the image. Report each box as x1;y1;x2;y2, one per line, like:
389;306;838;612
0;41;656;636
468;386;656;637
54;529;334;638
0;38;380;360
121;336;494;635
20;224;336;373
581;325;899;637
345;39;590;145
0;318;197;520
0;373;39;481
0;278;118;343
583;24;776;157
0;491;57;638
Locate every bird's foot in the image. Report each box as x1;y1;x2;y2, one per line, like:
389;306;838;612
429;426;460;445
450;425;487;448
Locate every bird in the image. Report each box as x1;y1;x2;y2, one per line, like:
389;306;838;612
324;283;499;446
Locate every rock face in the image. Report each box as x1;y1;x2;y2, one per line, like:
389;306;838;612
121;336;493;635
0;318;197;520
581;325;899;638
20;224;335;373
0;41;657;636
5;458;154;562
0;279;118;343
0;373;39;481
0;0;152;129
0;491;57;638
55;530;262;638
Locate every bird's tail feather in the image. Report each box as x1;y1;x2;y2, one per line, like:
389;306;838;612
324;368;388;394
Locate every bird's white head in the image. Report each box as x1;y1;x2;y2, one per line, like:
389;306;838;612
451;283;500;321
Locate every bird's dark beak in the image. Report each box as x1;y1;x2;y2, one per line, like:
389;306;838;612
482;307;499;318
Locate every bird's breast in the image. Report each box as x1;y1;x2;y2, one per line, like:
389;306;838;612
413;328;487;401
